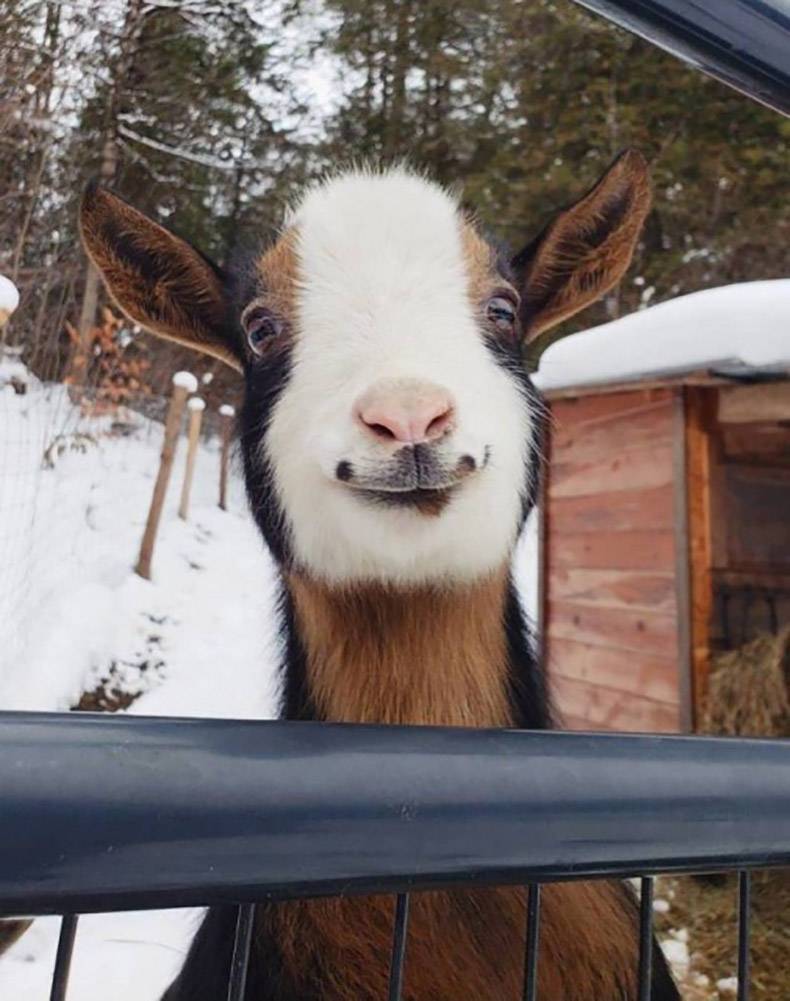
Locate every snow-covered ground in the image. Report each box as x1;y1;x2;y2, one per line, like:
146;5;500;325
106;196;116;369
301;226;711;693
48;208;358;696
0;374;280;999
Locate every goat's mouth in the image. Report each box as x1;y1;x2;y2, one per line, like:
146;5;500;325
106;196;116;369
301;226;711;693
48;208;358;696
352;484;457;516
334;444;486;516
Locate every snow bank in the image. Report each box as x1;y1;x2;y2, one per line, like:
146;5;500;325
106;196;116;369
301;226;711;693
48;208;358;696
0;381;280;717
535;280;790;393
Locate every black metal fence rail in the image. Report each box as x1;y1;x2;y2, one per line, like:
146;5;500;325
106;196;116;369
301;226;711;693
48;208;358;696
1;712;790;1001
571;0;790;116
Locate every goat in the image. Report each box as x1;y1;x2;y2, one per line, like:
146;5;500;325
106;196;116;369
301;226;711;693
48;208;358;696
80;152;679;1001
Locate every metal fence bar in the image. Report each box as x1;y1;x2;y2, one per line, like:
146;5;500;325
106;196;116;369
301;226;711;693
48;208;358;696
522;883;541;1001
227;903;256;1001
637;876;654;1001
49;913;78;1001
2;714;790;916
570;0;790;115
737;870;752;1001
387;893;410;1001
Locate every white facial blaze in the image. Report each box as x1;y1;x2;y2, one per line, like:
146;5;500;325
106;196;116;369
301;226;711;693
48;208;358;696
265;168;535;585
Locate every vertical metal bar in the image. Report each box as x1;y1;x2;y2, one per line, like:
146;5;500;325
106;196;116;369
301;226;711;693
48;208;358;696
522;883;541;1001
637;877;654;1001
388;893;410;1001
737;870;751;1001
227;904;256;1001
50;914;79;1001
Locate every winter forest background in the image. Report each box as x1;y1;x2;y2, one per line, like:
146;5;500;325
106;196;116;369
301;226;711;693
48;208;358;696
2;0;789;404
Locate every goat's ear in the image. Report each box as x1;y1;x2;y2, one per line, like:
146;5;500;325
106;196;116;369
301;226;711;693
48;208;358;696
79;184;242;372
512;149;651;348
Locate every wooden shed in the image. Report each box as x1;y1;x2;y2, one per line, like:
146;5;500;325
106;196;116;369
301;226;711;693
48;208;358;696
531;281;790;734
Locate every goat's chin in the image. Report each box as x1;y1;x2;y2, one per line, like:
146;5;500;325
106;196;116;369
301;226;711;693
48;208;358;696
284;474;524;588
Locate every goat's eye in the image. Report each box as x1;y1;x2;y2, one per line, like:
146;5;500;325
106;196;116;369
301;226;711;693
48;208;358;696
244;309;281;354
486;295;518;336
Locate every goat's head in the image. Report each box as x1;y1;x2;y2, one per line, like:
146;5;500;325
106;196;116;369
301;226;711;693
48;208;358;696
80;154;650;586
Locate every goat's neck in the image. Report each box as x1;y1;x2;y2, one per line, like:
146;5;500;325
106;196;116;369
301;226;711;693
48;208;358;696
284;569;517;727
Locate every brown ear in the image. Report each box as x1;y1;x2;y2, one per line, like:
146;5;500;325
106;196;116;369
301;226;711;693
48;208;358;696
79;184;242;372
513;149;651;349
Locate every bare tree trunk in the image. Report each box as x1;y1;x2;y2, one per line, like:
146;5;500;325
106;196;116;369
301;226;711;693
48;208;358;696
70;0;145;391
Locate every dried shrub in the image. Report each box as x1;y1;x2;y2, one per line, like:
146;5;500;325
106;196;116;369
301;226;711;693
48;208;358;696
64;308;152;413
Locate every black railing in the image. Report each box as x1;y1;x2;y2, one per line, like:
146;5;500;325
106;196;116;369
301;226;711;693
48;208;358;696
572;0;790;116
1;712;789;999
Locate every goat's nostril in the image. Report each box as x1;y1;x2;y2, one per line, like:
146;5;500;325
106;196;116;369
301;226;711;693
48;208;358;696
425;406;453;441
367;421;397;441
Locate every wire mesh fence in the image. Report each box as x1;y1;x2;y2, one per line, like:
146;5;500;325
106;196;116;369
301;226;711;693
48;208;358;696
0;373;234;703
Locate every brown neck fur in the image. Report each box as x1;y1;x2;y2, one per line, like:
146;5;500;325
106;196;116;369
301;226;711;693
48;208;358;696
288;569;513;727
264;571;640;1001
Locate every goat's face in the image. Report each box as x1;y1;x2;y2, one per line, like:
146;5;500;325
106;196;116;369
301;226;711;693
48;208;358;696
80;157;650;585
241;172;540;584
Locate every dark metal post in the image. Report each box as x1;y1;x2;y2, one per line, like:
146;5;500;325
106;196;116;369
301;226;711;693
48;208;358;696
227;904;255;1001
50;914;79;1001
388;893;410;1001
522;883;541;1001
737;871;751;1001
637;877;654;1001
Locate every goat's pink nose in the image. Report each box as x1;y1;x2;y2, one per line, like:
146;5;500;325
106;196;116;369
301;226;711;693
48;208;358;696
355;381;455;444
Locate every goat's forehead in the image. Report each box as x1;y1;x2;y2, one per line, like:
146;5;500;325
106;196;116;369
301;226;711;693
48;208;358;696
254;171;497;315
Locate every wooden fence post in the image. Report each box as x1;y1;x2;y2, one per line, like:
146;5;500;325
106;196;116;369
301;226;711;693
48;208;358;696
178;396;205;521
135;371;197;580
218;404;235;511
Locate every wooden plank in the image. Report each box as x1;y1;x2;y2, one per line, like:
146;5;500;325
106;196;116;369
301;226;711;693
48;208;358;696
550;568;676;613
546;601;678;658
550;387;672;436
721;424;790;464
543;371;730;403
718;382;790;424
547;637;680;703
549;442;674;499
551;397;674;464
682;388;715;731
672;390;693;733
535;421;550;666
550;483;674;535
551;530;676;571
714;568;790;591
551;675;680;733
558;713;595;731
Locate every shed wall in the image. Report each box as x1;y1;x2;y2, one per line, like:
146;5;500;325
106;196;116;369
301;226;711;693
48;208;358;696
543;388;684;732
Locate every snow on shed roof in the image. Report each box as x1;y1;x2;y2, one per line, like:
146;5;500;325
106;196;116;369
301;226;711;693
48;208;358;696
533;280;790;394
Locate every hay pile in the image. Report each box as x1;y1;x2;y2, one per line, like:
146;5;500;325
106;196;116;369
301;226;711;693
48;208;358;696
690;630;790;998
655;871;790;1001
700;629;790;738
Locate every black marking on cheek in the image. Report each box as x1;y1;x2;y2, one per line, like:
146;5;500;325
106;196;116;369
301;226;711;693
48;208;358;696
239;341;294;567
481;331;545;529
335;460;353;482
